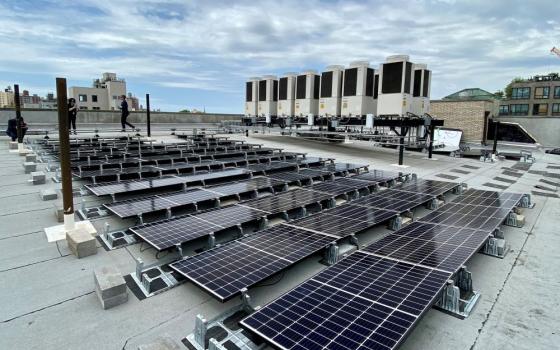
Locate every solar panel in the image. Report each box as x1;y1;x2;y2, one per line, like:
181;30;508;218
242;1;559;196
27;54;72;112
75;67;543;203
307;181;359;196
452;189;524;208
241;252;451;350
268;171;316;183
417;202;512;231
289;204;398;238
363;221;491;273
169;224;335;301
321;163;367;173
396;179;459;196
131;215;224;251
240;189;333;213
86;169;249;196
352;189;434;212
354;170;405;183
205;177;287;197
189;205;267;228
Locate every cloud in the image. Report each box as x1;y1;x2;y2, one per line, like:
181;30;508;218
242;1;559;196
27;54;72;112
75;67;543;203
0;0;558;111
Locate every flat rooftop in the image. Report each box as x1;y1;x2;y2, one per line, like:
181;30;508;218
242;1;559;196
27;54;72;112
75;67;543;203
0;128;558;350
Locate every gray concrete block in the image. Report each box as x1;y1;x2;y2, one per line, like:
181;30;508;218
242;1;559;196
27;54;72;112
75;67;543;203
23;162;37;174
25;153;37;162
54;202;64;222
137;337;182;350
66;228;97;258
40;189;58;201
94;266;127;300
31;171;46;185
97;290;128;310
8;141;18;150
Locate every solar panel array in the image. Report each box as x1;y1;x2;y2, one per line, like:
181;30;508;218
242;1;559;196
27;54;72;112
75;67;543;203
240;187;526;350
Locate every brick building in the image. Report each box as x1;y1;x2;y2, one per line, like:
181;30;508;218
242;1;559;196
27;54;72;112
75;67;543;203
499;74;560;117
430;88;499;143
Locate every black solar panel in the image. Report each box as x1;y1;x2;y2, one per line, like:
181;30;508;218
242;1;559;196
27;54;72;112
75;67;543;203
130;215;223;251
396;179;459;196
240;189;333;213
417;202;512;231
170;224;335;301
308;181;360;196
289;204;398;238
190;205;267;228
86;169;249;196
363;221;491;273
204;177;287;197
352;189;434;212
241;252;451;350
354;170;405;183
268;171;315;183
452;189;524;208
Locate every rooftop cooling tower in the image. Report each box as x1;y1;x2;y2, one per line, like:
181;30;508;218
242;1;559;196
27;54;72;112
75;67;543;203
294;70;320;120
244;77;260;117
319;65;344;117
257;75;278;122
341;61;376;117
377;55;415;116
412;63;431;116
277;73;297;118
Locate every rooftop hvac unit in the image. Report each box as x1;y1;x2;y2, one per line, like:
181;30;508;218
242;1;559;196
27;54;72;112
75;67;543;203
377;55;416;116
412;64;431;116
294;70;320;118
257;75;278;122
244;77;260;117
319;65;344;117
341;61;377;117
277;73;297;118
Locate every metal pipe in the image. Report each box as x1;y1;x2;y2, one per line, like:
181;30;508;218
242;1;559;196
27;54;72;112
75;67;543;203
55;78;74;222
14;84;23;144
428;125;435;159
492;120;499;154
146;93;151;137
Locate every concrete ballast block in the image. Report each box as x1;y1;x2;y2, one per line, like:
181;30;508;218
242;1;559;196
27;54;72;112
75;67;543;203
31;171;46;185
23;162;37;174
94;266;128;309
54;202;64;222
25;153;37;162
9;141;18;150
137;337;182;350
40;189;58;201
66;227;97;258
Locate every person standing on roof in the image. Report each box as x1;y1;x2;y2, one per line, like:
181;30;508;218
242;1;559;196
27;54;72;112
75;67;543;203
68;98;78;134
119;95;136;131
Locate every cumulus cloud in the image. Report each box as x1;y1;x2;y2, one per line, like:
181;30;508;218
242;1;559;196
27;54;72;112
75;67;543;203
0;0;558;111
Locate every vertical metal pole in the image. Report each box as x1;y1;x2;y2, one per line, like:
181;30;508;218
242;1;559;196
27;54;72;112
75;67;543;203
492;120;499;154
14;84;23;144
398;135;405;165
56;78;75;228
428;125;435;159
146;93;151;138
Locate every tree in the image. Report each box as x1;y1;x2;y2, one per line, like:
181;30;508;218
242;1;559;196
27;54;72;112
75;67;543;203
493;90;504;99
179;109;191;113
504;77;525;99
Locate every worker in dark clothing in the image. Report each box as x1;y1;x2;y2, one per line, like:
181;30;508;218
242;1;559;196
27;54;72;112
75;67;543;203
119;95;136;131
6;117;27;141
68;98;78;134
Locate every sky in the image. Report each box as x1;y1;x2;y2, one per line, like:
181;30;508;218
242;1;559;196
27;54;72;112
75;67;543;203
0;0;559;113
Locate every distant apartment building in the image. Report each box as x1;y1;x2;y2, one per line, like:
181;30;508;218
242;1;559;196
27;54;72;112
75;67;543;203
498;74;560;117
21;90;42;108
0;87;15;107
68;72;140;111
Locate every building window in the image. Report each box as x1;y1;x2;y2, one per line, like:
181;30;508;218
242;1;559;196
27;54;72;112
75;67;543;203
534;87;549;99
510;104;529;115
554;87;560;98
78;94;87;102
92;95;98;102
112;95;117;100
79;106;88;110
552;103;560;115
532;103;548;116
499;105;509;115
511;87;530;99
92;107;100;110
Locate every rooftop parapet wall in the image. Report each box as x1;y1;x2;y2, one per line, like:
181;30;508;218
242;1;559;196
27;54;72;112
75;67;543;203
0;109;243;124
